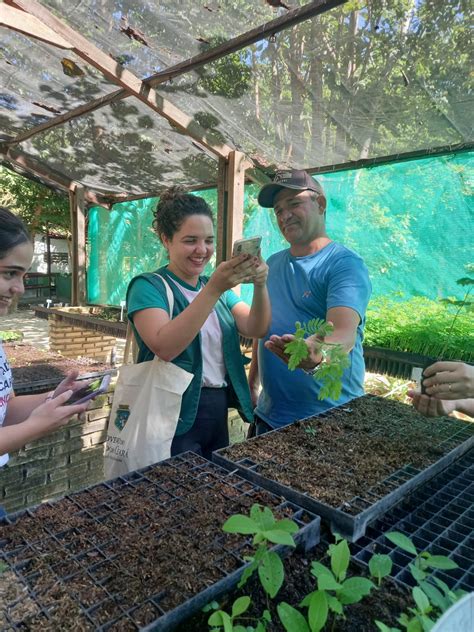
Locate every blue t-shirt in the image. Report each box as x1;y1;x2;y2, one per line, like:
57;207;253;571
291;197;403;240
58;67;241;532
256;242;372;428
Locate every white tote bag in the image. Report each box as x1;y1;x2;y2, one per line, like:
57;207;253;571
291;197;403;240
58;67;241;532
104;275;193;479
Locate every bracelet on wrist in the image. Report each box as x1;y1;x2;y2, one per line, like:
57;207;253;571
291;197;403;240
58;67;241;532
303;360;322;376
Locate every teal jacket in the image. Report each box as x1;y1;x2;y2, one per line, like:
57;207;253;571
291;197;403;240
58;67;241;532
126;267;253;435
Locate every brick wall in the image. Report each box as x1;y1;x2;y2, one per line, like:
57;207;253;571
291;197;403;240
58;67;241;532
49;310;116;362
0;389;112;514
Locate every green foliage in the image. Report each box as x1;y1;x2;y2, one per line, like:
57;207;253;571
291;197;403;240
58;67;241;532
299;536;376;631
368;554;393;587
375;532;465;631
0;167;69;235
223;504;297;598
284;320;350;401
198;36;251;99
365;295;474;362
0;330;23;342
209;504;299;631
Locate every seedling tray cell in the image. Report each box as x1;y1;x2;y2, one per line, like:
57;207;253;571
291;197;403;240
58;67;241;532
351;448;474;592
213;395;474;541
0;452;320;631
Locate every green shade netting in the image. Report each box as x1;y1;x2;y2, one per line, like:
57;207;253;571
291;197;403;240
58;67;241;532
87;151;473;307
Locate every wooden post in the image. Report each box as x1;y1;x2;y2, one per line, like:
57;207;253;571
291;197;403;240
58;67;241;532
216;151;246;265
69;184;86;306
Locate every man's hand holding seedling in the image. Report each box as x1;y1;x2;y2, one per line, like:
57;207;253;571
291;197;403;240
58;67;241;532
266;319;351;401
264;321;327;372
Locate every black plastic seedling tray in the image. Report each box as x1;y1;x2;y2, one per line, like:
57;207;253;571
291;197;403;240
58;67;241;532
0;452;320;631
213;395;474;541
351;448;474;592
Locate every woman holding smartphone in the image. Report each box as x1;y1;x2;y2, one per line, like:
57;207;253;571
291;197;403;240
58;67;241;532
127;187;270;459
0;208;90;479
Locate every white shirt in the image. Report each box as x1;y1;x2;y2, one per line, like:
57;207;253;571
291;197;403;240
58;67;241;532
169;278;227;388
0;342;13;466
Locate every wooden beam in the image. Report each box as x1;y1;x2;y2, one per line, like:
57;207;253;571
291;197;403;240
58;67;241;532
0;3;72;48
9;0;235;160
69;184;86;306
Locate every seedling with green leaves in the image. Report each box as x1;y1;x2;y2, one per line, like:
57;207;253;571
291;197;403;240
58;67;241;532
284;319;350;401
223;504;298;597
279;535;392;632
375;532;465;632
207;596;269;632
207;504;299;631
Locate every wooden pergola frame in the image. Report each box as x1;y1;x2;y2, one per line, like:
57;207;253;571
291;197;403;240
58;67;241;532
0;0;345;304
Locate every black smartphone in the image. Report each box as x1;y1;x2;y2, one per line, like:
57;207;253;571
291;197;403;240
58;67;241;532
67;375;111;405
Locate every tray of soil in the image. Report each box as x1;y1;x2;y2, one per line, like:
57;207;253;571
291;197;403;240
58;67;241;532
213;395;474;541
0;452;320;631
4;342;112;395
352;447;473;592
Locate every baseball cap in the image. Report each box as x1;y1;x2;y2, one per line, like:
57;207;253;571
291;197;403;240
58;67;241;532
257;169;324;208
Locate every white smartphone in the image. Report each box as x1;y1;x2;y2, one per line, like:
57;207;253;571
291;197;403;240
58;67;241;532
232;236;262;258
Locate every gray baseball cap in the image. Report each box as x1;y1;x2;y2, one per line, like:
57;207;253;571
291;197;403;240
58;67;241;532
257;169;324;208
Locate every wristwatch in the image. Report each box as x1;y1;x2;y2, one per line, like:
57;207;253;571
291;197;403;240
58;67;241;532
303;362;322;376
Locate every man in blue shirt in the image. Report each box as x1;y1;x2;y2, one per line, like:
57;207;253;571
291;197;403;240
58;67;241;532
249;169;372;433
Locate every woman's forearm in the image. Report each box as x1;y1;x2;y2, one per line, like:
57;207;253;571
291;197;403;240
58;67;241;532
4;393;48;426
134;283;222;361
243;285;271;338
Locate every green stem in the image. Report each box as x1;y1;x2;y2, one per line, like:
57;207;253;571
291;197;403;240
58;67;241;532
439;287;471;359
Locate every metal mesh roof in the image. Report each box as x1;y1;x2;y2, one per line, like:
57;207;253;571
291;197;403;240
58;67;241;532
1;0;472;201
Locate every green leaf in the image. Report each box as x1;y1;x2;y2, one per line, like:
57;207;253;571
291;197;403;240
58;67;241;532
262;609;272;622
202;600;220;612
275;518;299;534
369;554;393;583
412;586;431;614
277;602;310;632
223;514;257;535
338;577;375;605
317;573;342;592
208;610;232;630
424;555;458;570
238;558;258;588
329;538;350;582
250;504;275;531
409;563;427;582
285;337;309;371
258;551;284;598
308;590;329;632
327;594;343;615
262;529;296;547
418;581;448;612
231;596;251;618
385;532;418;556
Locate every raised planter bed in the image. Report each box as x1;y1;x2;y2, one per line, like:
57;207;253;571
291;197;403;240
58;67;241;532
213;395;474;541
34;306;127;339
0;452;320;631
351;447;474;592
5;342;111;395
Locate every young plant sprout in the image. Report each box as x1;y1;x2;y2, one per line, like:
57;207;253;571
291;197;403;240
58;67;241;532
284;319;350;400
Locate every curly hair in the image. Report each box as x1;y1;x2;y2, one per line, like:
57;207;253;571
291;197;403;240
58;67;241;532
152;186;213;241
0;207;31;259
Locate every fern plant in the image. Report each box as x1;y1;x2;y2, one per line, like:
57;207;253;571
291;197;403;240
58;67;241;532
284;319;350;401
